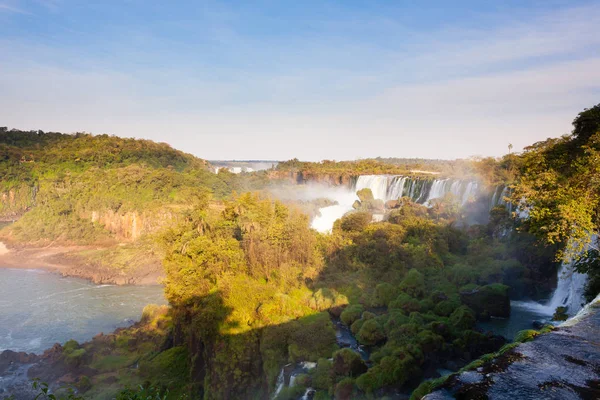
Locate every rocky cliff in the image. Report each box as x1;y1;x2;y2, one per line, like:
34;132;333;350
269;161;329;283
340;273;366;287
0;185;37;222
423;296;600;400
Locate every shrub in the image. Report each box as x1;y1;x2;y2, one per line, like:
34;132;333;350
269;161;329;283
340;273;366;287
434;299;461;317
389;293;421;314
311;358;334;390
399;269;425;298
552;306;568;321
373;283;398;307
357;319;386;345
449;306;476;330
332;348;367;377
340;304;364;326
334;377;355;400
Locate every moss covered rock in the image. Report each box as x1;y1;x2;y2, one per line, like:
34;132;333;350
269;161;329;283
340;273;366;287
460;284;510;318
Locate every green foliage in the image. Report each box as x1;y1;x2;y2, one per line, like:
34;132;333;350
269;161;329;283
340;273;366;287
449;306;476;330
373;282;398;307
399;269;425;298
514;329;539;343
338;211;372;233
334;377;355;400
312;358;334;391
552;306;569;321
357;319;386;345
340;304;364;326
332;348;367;377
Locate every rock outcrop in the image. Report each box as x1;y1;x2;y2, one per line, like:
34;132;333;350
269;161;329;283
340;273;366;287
424;297;600;400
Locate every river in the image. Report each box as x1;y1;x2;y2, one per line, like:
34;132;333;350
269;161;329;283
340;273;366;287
0;268;166;354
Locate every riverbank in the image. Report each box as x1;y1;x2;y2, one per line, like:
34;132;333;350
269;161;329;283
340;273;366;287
0;241;164;285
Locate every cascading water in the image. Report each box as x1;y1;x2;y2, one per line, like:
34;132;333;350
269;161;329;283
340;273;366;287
354;175;480;205
311;175;482;233
489;185;511;211
513;234;598;317
354;175;390;201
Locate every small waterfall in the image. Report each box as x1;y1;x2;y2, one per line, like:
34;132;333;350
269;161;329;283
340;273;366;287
489;185;511;211
301;388;316;400
514;234;597;317
272;366;286;399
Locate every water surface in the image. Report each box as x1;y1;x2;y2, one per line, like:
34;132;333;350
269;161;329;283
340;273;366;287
478;301;551;340
0;268;166;354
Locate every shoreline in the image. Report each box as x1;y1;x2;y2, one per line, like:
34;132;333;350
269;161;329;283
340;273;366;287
0;241;164;286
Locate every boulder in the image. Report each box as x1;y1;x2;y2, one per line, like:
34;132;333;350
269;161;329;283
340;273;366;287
385;200;399;209
356;188;374;202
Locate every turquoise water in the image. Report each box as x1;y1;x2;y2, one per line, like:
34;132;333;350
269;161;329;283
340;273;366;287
0;268;166;354
478;301;552;340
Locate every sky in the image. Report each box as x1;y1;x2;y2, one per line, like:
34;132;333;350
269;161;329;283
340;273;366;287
1;1;599;161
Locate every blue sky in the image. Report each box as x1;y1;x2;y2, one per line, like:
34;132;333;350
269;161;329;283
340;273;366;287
1;1;599;160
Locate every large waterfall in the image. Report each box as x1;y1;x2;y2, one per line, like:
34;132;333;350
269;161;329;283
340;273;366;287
310;175;482;233
354;175;480;206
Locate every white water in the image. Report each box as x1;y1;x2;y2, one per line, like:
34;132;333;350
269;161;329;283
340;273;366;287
561;292;600;327
311;175;481;233
354;175;479;205
513;235;597;317
312;204;355;233
272;366;286;399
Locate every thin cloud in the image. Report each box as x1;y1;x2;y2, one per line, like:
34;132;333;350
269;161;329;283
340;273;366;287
0;2;27;13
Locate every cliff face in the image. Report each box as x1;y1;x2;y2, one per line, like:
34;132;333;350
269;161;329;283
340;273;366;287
424;297;600;400
0;185;37;221
87;208;177;241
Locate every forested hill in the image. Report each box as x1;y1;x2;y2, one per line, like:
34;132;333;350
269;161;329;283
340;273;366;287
0;128;270;283
0;128;269;224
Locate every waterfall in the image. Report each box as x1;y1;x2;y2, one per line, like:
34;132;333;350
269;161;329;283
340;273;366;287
514;234;597;317
272;367;285;399
354;175;480;205
355;175;390;201
301;388;316;400
489;185;512;212
311;174;482;233
311;204;354;233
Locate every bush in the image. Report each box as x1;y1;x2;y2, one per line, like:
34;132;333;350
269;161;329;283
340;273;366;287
449;306;476;330
373;283;398;307
340;304;364;326
552;306;568;321
434;299;461;317
334;377;355;400
332;348;367;377
399;269;425;298
311;358;334;390
339;212;372;232
389;293;421;314
357;319;386;345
